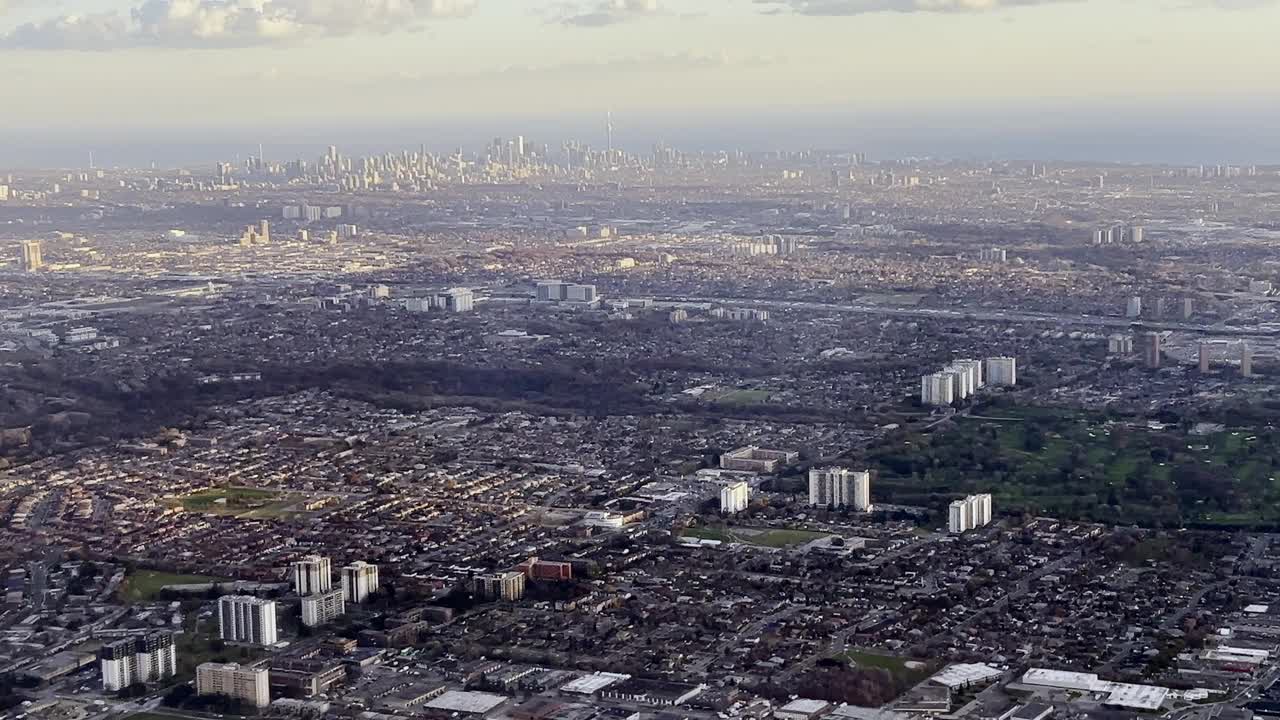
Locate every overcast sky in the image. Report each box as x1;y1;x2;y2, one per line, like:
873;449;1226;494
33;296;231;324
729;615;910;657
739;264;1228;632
2;0;1279;139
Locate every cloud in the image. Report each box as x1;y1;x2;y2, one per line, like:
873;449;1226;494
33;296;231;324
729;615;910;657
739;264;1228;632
381;50;783;82
555;0;663;27
0;0;477;50
755;0;1079;14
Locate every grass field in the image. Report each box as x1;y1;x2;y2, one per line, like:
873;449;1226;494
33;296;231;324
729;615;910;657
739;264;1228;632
841;649;932;683
175;486;299;519
173;612;263;684
711;389;773;406
120;570;230;602
686;525;830;548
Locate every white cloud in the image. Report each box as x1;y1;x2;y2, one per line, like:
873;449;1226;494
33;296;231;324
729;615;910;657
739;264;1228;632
0;0;477;50
755;0;1080;14
556;0;664;27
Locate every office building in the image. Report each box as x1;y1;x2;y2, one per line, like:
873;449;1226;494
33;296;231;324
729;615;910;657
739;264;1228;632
808;468;872;511
471;571;526;601
948;494;994;534
434;288;474;312
218;595;278;646
99;632;176;692
292;555;332;595
301;588;346;627
719;481;750;514
196;663;271;708
20;240;43;272
1141;332;1162;369
985;357;1017;387
341;561;379;604
719;446;798;474
921;372;955;406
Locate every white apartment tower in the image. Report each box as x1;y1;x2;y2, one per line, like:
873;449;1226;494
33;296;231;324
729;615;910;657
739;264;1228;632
719;481;750;514
985;357;1017;387
341;561;380;604
948;494;994;534
218;595;278;646
808;468;872;511
291;555;332;595
301;588;346;627
921;372;955;406
99;632;177;692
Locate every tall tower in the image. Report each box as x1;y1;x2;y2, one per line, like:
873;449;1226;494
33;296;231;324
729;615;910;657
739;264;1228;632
606;111;614;154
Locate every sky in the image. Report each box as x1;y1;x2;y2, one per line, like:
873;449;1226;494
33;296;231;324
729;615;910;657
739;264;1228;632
2;0;1280;162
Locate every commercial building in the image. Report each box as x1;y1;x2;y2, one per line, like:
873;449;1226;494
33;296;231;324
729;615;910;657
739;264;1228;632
218;595;278;645
719;446;798;474
471;571;526;601
341;561;379;604
514;557;573;581
808;468;872;511
719;481;751;514
948;494;993;534
269;658;346;698
291;555;332;595
196;662;271;708
985;357;1017;386
99;631;177;692
301;587;346;627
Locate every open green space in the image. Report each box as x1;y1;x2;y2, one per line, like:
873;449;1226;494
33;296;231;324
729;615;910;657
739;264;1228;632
172;612;265;685
120;570;230;603
686;525;829;548
840;649;933;684
174;486;299;519
711;389;774;406
869;405;1280;528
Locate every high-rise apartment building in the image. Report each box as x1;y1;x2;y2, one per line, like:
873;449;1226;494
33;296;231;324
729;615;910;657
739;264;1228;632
434;288;474;312
1141;332;1162;369
218;595;278;646
292;556;332;595
1126;296;1142;318
341;561;379;604
808;468;872;511
99;632;177;692
719;481;750;514
20;240;43;272
985;357;1017;387
471;571;526;601
948;494;994;534
196;663;271;708
301;588;346;627
921;372;955;406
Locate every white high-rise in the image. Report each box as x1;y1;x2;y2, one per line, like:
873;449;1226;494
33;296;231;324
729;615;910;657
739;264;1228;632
985;357;1017;387
218;595;278;646
99;632;177;692
341;561;380;604
948;494;994;533
808;468;872;511
291;555;332;595
921;372;955;406
301;588;346;627
719;481;750;514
